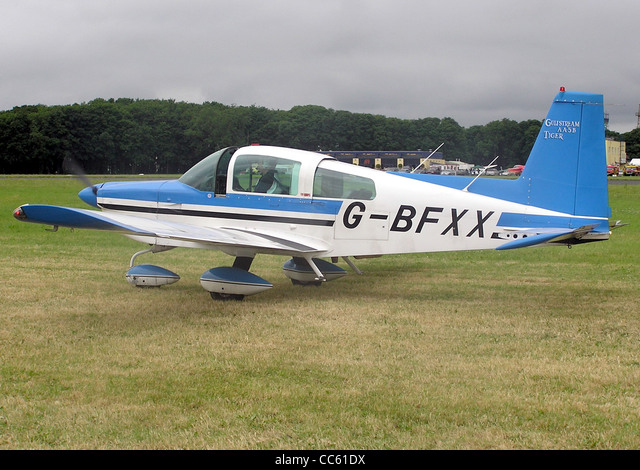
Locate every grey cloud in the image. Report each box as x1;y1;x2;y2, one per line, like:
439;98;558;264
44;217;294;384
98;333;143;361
1;0;637;132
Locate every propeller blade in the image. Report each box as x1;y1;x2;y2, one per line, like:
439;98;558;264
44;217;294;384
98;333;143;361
63;157;97;194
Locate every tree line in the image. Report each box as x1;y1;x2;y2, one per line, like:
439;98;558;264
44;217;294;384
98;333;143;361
0;98;637;175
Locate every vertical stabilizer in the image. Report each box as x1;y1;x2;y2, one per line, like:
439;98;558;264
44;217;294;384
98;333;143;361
519;90;609;219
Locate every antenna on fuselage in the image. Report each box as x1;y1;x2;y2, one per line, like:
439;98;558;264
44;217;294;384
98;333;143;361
411;143;444;173
462;155;499;192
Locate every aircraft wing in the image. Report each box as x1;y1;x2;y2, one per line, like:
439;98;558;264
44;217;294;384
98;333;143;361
13;204;328;255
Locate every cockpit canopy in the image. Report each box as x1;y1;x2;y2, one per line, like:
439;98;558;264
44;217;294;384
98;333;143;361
179;146;376;201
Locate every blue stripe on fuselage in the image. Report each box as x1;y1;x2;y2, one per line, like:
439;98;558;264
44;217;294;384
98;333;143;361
98;180;343;215
223;193;343;215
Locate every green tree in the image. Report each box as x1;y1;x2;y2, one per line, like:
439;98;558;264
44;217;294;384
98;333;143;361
0;99;556;175
621;128;640;159
466;118;533;168
436;118;467;161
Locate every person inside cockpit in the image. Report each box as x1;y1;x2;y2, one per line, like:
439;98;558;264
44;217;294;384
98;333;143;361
254;158;277;193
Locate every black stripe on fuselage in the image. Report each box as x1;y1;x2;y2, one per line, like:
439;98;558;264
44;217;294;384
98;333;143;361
100;203;335;227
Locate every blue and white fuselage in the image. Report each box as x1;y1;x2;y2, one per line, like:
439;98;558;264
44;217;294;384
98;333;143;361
14;90;612;300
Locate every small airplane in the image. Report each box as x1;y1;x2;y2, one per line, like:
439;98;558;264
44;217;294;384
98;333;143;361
13;89;613;300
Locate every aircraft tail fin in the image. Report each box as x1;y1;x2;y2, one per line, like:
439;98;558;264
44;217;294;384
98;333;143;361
518;89;610;219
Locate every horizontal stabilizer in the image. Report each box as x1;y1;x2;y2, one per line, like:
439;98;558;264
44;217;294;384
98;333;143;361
496;231;572;250
496;224;599;250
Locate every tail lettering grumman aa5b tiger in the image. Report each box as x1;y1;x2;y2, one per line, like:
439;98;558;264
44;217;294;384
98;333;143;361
14;89;613;300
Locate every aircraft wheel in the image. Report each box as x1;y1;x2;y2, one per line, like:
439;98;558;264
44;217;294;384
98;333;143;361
210;292;245;301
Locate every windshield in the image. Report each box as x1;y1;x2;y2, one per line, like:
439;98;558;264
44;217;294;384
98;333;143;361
179;147;236;192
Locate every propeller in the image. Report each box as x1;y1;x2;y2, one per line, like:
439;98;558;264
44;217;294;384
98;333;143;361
62;156;100;207
63;156;97;195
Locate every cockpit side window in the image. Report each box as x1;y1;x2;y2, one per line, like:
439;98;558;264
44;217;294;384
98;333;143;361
232;155;300;196
313;167;376;200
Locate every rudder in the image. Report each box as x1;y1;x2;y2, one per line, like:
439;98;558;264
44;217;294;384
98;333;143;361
519;89;610;219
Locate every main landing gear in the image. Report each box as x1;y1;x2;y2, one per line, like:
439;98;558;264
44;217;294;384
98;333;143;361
125;247;360;301
282;257;347;285
200;257;272;301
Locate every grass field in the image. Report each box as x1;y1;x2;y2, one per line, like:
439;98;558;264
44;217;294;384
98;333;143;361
1;176;639;449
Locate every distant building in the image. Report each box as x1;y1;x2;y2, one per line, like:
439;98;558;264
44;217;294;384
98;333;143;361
606;139;627;165
319;150;444;170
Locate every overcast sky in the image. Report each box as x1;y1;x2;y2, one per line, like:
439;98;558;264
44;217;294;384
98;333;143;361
2;0;638;133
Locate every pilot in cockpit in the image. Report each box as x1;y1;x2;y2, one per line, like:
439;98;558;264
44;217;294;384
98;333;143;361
254;158;277;193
